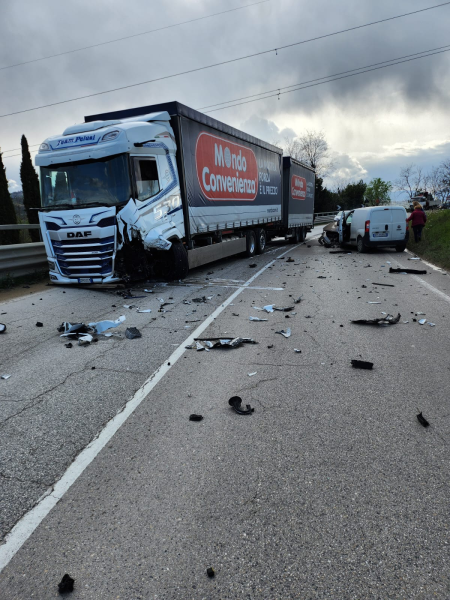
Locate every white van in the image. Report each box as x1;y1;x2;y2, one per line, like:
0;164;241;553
339;206;409;252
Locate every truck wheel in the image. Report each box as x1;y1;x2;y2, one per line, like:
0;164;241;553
395;244;406;252
165;240;189;280
246;230;256;257
255;228;266;254
357;237;366;253
291;229;300;244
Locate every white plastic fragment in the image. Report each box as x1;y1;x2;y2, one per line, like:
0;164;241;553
381;312;387;315
403;321;409;324
276;328;291;338
428;322;436;327
78;334;93;345
367;302;381;304
144;289;153;292
136;309;152;313
195;341;204;351
408;257;420;261
294;349;301;353
89;315;126;334
248;372;257;377
249;316;268;321
416;312;425;315
1;374;11;380
418;319;427;325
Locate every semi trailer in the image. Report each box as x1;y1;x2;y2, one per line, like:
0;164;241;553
35;101;314;284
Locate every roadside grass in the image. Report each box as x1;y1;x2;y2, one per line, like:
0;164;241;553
0;269;48;290
406;209;450;270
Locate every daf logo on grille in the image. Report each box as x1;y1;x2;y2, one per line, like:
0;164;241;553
72;214;81;225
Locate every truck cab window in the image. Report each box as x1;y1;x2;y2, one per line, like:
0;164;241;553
134;158;160;201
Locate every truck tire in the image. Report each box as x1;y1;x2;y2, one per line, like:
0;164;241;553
165;240;189;281
246;230;256;257
255;228;267;254
291;229;301;244
357;237;366;253
395;244;406;252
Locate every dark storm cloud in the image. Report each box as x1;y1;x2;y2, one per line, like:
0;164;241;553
1;0;450;186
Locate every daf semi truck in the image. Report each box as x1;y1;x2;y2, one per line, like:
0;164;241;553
35;101;314;284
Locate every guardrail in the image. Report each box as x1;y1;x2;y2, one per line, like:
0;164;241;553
313;211;338;224
0;225;47;278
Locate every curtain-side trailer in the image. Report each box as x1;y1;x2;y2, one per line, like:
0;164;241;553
35;101;313;284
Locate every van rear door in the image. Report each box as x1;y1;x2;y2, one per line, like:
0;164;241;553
370;208;392;242
391;207;407;240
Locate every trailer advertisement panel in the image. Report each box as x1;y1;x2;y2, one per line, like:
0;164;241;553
181;117;282;234
282;157;315;228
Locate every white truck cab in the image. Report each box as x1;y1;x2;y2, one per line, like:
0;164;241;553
339;206;409;253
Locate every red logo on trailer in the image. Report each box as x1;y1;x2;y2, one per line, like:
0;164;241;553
196;132;258;201
291;175;307;200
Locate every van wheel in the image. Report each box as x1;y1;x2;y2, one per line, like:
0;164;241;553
255;228;266;254
357;237;366;253
246;230;256;257
164;240;189;280
395;244;406;252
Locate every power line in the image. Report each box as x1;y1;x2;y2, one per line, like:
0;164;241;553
199;44;450;111
0;0;271;72
205;45;450;113
0;1;449;119
3;43;449;161
3;143;40;155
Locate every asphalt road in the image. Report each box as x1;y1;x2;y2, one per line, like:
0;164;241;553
0;232;449;599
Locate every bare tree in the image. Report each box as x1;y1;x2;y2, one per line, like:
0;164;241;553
283;131;335;178
440;159;450;199
394;164;425;198
427;165;447;201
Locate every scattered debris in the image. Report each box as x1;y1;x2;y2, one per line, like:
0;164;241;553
389;267;427;275
267;344;273;349
125;327;142;339
418;319;427;325
144;289;153;292
232;313;239;317
408;257;420;261
192;297;207;303
195;341;205;351
416;411;430;427
371;283;395;287
1;374;11;380
351;359;373;370
58;573;75;594
294;349;301;353
137;309;152;313
275;328;291;338
367;301;381;304
89;316;126;334
65;343;73;348
36;322;43;327
351;313;400;326
249;263;257;268
190;337;257;350
78;334;93;346
286;257;294;262
228;396;254;415
253;305;274;313
0;324;6;334
428;322;436;327
248;372;257;377
317;276;327;279
207;567;215;578
189;414;203;422
249;316;268;322
274;306;294;312
294;297;302;304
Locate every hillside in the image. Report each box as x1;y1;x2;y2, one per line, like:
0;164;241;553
407;209;450;270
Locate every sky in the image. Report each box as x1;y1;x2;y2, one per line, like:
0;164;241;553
1;0;450;201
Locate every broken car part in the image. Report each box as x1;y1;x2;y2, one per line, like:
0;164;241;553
58;573;75;594
416;411;430;427
78;334;93;346
189;414;203;422
228;396;254;415
294;297;302;304
351;359;373;370
125;327;142;339
418;319;427;325
275;328;291;338
249;316;268;322
1;374;11;380
389;267;427;275
88;315;126;334
351;313;400;326
371;283;395;287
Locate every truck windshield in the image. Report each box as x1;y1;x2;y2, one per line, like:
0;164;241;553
40;154;131;208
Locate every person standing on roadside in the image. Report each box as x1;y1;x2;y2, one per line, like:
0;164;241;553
407;202;427;242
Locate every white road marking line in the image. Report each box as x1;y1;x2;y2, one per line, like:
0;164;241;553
0;244;297;572
405;249;446;272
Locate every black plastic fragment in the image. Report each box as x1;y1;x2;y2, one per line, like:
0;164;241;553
58;573;74;594
317;276;326;279
286;257;294;262
351;359;373;370
228;396;254;415
207;567;215;578
65;343;73;348
329;250;347;254
416;412;430;428
389;267;427;275
294;297;302;304
192;296;207;303
351;313;400;326
372;282;395;287
36;322;43;327
249;263;257;268
125;327;142;339
189;414;203;422
0;323;6;334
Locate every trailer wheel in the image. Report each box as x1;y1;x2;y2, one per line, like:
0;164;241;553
291;229;300;244
165;240;189;280
245;230;256;257
255;228;266;254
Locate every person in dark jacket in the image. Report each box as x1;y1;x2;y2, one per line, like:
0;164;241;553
407;204;427;242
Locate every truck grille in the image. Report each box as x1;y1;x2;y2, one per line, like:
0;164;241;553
51;235;115;277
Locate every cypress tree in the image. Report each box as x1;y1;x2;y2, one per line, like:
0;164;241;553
20;134;41;242
0;152;20;245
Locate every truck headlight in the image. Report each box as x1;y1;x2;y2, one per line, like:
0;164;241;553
100;130;120;142
39;142;50;152
153;195;181;220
